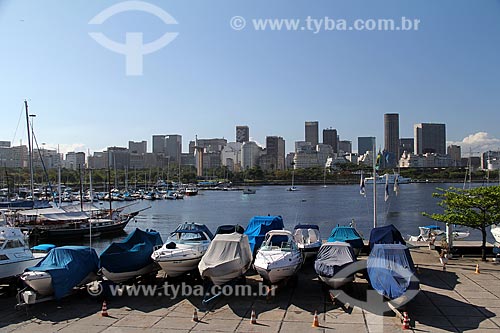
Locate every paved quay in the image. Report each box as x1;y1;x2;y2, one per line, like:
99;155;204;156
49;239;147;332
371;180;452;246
1;246;499;333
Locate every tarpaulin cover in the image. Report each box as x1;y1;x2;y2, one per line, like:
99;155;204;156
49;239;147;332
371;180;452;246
327;226;364;250
314;242;356;278
294;224;319;230
367;243;417;300
244;216;284;254
215;224;245;235
198;232;252;276
26;246;99;299
100;228;163;273
368;224;406;249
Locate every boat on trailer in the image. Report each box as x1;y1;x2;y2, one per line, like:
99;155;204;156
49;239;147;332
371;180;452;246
315;241;357;289
293;224;321;259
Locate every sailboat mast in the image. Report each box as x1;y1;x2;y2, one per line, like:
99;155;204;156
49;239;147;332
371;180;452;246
372;142;377;228
24;100;34;200
89;168;93;249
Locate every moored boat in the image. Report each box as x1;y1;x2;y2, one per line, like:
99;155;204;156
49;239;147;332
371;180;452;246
328;226;364;256
254;230;302;284
315;241;357;289
293;224;321;259
244;215;284;256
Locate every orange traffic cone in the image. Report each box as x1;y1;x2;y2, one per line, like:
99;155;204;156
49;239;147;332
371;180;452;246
250;308;257;324
101;300;109;317
311;310;320;328
192;308;199;322
402;312;410;329
475;264;480;274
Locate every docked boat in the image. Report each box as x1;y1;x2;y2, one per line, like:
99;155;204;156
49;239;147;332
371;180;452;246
184;186;199;196
244;215;284;256
408;225;444;242
315;242;357;289
328;226;364;256
254;230;302;284
0;226;46;283
152;223;213;278
293;224;322;259
21;246;99;299
368;224;406;250
242;188;256;194
198;232;252;286
364;173;411;184
491;224;500;245
367;243;419;304
100;228;163;283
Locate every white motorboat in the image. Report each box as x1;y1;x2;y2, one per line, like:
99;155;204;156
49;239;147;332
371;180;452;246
0;226;45;282
408;225;445;242
254;230;302;284
293;224;322;259
152;223;213;278
198;232;252;285
185;186;199;196
315;242;357;289
491;224;500;245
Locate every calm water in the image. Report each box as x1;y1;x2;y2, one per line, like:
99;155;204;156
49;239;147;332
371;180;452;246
85;183;494;252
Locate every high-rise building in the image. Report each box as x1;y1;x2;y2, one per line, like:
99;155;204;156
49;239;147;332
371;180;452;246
447;145;461;165
107;147;130;169
384;113;399;155
399;138;414;154
323;128;338;153
358;137;376;155
128;141;147;154
414;123;446;155
165;135;182;162
338;140;352;154
263;136;285;170
152;135;166;154
305;121;319;147
65;152;86;170
236;126;249;143
241;141;262;169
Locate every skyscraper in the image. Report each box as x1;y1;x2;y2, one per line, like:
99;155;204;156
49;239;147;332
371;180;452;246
399;138;414;154
323;128;338;153
414;123;446;155
305;121;319;147
165;135;182;162
384;113;399;155
264;136;285;170
358;137;376;155
236;126;249;143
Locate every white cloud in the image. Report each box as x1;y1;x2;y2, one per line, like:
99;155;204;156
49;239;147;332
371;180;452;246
448;132;500;154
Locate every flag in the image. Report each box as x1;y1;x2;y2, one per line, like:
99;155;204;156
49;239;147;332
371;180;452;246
393;174;400;196
360;171;366;197
384;173;389;202
375;152;382;171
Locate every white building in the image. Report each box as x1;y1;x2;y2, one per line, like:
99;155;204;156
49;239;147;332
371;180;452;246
221;142;242;171
399;152;454;168
241;141;263;169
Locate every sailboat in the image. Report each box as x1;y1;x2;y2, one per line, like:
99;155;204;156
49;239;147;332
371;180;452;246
287;161;298;191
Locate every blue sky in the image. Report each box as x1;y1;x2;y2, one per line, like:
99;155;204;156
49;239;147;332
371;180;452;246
1;0;499;155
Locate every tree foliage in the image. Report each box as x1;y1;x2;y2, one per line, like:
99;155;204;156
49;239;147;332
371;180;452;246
423;186;500;261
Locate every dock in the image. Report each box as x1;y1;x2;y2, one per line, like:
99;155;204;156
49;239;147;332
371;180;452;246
1;245;499;332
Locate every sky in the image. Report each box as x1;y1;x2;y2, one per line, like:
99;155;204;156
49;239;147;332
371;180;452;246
1;0;499;156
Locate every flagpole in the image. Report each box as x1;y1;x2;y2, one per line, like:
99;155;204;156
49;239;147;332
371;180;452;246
373;142;377;229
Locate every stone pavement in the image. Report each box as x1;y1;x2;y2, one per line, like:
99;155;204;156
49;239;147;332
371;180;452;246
0;246;499;333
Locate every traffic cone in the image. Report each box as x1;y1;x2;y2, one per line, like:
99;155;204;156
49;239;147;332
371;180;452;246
402;312;410;330
475;264;480;274
101;300;109;317
250;308;257;324
311;310;319;328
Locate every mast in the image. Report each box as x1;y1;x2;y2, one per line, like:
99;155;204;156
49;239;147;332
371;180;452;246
79;164;84;211
89;168;93;249
108;165;112;214
372;141;377;228
24;100;34;201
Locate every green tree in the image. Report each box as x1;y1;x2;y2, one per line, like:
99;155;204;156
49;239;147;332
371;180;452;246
423;186;500;261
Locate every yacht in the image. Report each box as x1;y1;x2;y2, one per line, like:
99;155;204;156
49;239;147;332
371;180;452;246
254;230;303;284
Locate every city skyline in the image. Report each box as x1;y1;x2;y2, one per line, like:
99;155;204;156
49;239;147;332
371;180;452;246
1;1;499;155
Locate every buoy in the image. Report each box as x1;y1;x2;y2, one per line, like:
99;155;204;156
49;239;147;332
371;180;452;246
475;264;480;274
250;308;257;324
311;310;319;328
101;300;109;317
192;308;199;322
402;312;410;330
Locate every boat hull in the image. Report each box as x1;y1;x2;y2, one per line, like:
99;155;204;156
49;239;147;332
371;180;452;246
319;274;354;289
255;262;301;284
157;256;203;277
0;256;43;282
33;217;131;240
101;262;160;283
21;271;53;296
200;259;251;286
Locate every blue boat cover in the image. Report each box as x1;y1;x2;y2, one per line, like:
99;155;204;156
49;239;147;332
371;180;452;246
294;224;319;230
327;226;364;250
31;244;56;252
315;242;357;278
244;216;284;254
369;224;406;249
100;228;163;273
26;246;99;299
367;244;417;300
422;225;441;230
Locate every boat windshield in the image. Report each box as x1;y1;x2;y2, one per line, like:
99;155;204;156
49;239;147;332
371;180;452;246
0;239;5;249
261;235;294;251
169;231;207;242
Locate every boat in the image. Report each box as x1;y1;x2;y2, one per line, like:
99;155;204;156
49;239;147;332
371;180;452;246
198;232;252;286
408;225;445;242
242;188;256;194
185;186;199;196
315;241;357;289
367;243;419;304
368;224;406;250
164;190;179;200
293;224;322;259
365;173;411;184
21;246;99;299
491;224;500;245
215;224;245;235
100;228;163;283
152;223;213;278
328;226;364;256
0;226;46;283
244;215;284;256
254;230;302;284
